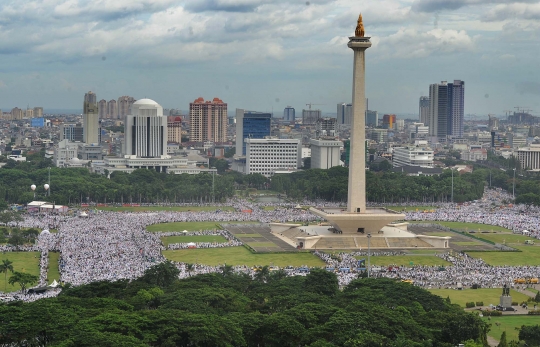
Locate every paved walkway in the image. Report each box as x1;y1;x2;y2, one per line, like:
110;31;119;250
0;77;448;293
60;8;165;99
487;335;498;347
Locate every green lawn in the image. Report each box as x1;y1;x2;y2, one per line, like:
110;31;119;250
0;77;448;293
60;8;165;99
417;221;512;233
466;245;540;266
147;221;259;232
406;250;440;255
0;252;41;292
483;315;540;343
473;233;534;245
454;241;484;246
262;206;276;211
162;247;325;267
429;288;530;307
97;206;234;212
363;255;450;267
161;235;227;246
47;252;61;284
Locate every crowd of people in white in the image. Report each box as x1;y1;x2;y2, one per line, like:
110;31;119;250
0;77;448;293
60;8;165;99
1;191;539;302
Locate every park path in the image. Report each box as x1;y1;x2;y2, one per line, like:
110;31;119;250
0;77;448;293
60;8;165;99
487;336;498;347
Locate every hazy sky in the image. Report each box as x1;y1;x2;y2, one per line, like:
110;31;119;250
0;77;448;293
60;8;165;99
0;0;539;116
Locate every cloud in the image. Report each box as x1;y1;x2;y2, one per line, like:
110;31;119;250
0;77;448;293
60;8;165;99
516;82;540;96
377;28;475;58
483;3;540;21
411;0;539;13
184;0;270;13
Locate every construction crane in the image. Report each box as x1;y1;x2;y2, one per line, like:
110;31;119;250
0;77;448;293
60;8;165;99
306;103;325;110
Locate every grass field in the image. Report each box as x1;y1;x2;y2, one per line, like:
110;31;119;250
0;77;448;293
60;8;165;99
47;252;61;284
363;255;451;267
454;241;484;246
473;233;534;245
417;221;512;233
97;206;234;212
466;246;540;266
0;252;41;292
483;315;540;343
147;221;259;232
406;250;440;255
429;288;530;307
262;206;276;211
161;235;227;246
162;247;325;267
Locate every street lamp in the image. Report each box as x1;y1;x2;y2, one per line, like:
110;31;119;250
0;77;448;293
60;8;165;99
44;184;50;197
513;168;516;200
211;167;216;204
30;184;36;199
367;233;372;278
451;167;454;203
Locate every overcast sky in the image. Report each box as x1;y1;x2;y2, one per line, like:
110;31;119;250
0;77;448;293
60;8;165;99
0;0;539;117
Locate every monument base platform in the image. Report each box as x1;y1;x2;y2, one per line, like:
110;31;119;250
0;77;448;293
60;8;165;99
500;295;512;308
309;207;405;234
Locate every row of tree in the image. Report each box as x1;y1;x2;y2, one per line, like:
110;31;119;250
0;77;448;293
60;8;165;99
0;261;495;347
270;166;490;203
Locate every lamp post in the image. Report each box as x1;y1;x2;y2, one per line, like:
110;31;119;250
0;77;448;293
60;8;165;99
513;168;516;200
211;167;216;204
489;170;492;188
30;184;36;199
451;168;454;203
367;233;372;278
48;167;51;196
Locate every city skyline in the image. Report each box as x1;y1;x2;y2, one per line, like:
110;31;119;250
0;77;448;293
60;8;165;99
0;0;539;116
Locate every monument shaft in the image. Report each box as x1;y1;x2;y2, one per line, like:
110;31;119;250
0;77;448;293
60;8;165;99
347;38;371;214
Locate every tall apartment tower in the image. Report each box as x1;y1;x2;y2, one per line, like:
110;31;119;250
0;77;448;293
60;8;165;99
419;96;429;125
124;99;167;158
448;80;465;138
302;109;322;125
189;97;228;143
235;109;271;156
33;107;43;118
83;91;100;144
365;110;378;127
118;96;136;120
428;82;449;140
283;106;295;122
337;103;353;125
98;99;107;119
107;99;118;119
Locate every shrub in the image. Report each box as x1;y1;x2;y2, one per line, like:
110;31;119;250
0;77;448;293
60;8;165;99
475;301;484;306
484;310;502;316
471;284;481;289
511;301;518;306
528;310;540;315
466;302;476;308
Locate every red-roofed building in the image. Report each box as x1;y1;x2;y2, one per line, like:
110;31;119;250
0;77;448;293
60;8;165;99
189;97;227;143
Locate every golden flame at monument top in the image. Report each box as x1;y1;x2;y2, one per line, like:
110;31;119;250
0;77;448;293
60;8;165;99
355;13;365;37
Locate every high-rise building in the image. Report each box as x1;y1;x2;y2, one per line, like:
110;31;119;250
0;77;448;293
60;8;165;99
107;99;118;119
382;114;396;130
98;99;107;119
83;91;100;144
167;116;183;143
235;109;271;156
366;110;378;127
310;138;342;169
24;108;33;118
448;80;465;138
117;96;136;120
124;99;167;158
337;103;353;125
283;106;295;122
189;97;228;143
244;137;301;177
60;123;84;142
419;96;429;125
428;80;465;140
11;107;23;120
33;107;43;118
429;82;449;140
302;109;321;125
316;117;337;137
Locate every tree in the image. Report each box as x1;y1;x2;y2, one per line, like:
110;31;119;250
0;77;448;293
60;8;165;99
141;261;179;287
8;271;39;293
519;325;540;346
535;291;540;303
0;259;14;292
497;331;508;347
303;157;311;169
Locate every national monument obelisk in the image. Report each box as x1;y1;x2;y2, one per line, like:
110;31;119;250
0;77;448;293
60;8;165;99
347;14;370;214
309;14;405;234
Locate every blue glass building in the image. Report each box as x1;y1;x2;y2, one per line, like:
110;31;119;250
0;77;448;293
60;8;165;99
235;109;271;156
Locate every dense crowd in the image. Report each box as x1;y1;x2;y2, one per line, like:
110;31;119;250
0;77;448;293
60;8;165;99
2;192;540;302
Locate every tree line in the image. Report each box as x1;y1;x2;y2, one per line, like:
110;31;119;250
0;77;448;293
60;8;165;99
0;261;495;347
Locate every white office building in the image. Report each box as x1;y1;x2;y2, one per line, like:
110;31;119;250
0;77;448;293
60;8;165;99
245;137;301;177
124;99;167;158
517;144;540;170
393;142;434;168
53;139;79;167
310;138;342;169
